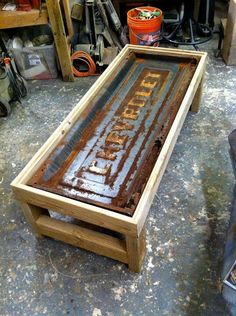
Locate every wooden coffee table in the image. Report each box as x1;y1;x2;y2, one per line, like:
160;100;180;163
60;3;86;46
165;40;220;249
11;45;207;272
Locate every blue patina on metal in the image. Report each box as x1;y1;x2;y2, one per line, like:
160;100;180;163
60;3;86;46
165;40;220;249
29;53;198;216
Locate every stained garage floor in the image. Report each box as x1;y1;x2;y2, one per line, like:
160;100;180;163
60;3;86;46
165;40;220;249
1;26;236;316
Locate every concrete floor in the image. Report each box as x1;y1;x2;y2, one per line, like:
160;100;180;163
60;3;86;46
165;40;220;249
1;24;236;316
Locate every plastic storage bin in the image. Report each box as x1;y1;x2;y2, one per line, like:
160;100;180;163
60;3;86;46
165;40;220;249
11;43;58;80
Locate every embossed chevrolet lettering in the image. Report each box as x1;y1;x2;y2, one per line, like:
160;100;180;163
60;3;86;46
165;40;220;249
29;54;197;216
84;72;160;180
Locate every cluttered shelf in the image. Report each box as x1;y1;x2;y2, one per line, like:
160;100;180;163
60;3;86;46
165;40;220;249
0;1;73;81
0;5;48;29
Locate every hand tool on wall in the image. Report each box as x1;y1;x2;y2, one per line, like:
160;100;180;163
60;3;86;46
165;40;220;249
74;0;120;69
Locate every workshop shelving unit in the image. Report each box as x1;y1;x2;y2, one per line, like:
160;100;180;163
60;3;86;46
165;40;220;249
0;0;74;81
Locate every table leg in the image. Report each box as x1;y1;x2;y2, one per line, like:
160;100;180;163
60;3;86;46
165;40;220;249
190;75;205;113
19;202;49;238
126;227;146;272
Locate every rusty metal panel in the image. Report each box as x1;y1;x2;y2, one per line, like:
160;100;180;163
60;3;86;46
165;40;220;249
29;53;198;216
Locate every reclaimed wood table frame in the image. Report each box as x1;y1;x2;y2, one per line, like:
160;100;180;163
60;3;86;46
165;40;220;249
11;45;207;272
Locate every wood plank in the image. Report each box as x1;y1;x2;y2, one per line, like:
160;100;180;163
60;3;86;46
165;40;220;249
190;74;205;113
133;52;207;235
12;184;137;236
19;202;49;237
62;0;74;39
46;0;74;81
37;215;128;263
222;18;227;35
0;7;48;29
128;44;205;58
126;227;146;272
222;0;236;65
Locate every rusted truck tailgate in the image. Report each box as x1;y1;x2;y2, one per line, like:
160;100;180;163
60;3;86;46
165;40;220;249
28;52;198;216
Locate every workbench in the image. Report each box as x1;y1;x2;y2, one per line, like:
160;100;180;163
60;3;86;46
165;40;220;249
0;1;74;81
